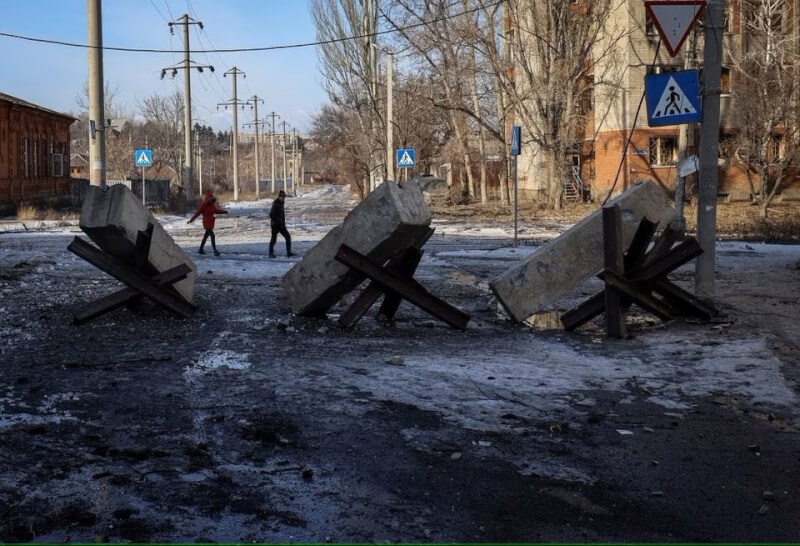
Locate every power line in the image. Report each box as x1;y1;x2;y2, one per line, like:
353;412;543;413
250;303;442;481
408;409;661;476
0;0;501;54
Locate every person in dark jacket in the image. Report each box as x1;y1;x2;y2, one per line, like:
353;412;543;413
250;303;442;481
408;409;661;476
188;190;228;256
268;190;294;258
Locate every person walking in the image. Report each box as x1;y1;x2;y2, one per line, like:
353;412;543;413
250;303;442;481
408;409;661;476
188;190;228;256
269;190;295;258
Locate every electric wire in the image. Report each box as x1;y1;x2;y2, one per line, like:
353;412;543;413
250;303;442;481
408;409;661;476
601;40;662;206
0;0;502;54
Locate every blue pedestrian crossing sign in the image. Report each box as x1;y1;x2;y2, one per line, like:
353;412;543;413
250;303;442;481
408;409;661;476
510;125;522;156
134;149;153;167
396;148;416;168
645;69;702;126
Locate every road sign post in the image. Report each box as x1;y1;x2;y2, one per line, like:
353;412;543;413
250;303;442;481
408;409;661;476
396;147;416;181
134;149;153;207
510;126;522;247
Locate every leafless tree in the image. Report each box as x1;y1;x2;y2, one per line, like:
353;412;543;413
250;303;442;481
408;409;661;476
138;90;186;188
503;0;626;209
729;0;800;217
311;0;384;194
71;81;132;180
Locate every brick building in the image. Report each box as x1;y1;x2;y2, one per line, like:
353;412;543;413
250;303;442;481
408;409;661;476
0;92;75;204
510;0;800;203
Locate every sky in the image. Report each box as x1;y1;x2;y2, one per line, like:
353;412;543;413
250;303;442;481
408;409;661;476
0;0;329;132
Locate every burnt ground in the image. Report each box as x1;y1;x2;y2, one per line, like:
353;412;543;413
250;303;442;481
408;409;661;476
1;187;799;542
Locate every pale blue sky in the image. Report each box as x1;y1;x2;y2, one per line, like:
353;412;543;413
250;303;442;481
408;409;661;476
0;0;328;131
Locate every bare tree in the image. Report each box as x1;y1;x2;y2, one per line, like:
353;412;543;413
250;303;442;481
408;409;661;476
138;90;185;188
71;81;132;180
311;0;384;194
503;0;626;209
729;0;800;217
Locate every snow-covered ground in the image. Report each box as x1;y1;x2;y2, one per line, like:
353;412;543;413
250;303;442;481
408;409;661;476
1;184;799;541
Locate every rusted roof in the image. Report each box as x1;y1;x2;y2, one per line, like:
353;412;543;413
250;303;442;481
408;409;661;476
0;92;77;122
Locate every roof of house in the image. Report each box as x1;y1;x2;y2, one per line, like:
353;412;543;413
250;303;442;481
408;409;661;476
0;92;77;122
70;153;89;168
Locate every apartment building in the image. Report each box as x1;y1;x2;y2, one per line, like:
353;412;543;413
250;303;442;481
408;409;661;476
511;0;800;203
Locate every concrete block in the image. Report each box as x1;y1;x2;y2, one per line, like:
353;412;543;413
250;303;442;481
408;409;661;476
283;180;431;315
491;180;674;321
79;184;197;302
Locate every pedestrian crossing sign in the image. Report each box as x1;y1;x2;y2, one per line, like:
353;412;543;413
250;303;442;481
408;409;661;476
645;69;702;126
396;148;416;168
134;149;153;167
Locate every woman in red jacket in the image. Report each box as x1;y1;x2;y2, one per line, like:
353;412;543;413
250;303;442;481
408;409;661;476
188;190;228;256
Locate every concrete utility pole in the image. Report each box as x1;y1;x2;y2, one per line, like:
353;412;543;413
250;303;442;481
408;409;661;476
291;127;298;195
675;26;699;232
218;67;246;200
87;0;106;188
163;14;210;201
386;49;394;183
363;0;378;192
243;96;265;200
266;112;280;192
281;121;289;192
696;0;723;298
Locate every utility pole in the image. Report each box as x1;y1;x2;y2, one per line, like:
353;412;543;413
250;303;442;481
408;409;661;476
87;0;106;188
363;0;378;192
162;14;211;201
696;0;723;298
386;49;394;183
218;67;246;200
291;127;298;195
266;112;280;192
674;26;698;232
243;96;265;200
281;121;289;193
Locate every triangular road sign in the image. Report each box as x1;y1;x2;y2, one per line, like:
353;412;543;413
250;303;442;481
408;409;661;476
651;75;698;119
645;1;706;57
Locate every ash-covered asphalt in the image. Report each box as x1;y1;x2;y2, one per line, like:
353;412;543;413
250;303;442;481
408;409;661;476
1;185;799;541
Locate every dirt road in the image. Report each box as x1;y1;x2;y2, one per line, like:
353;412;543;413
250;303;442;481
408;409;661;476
1;186;799;541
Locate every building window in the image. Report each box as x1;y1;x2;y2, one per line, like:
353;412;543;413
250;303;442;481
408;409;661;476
767;135;786;162
699;66;732;95
650;136;678;166
23;138;29;178
645;12;658;37
52;154;64;177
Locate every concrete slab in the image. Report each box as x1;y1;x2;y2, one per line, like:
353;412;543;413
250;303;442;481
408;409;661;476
283;180;431;315
79;184;197;302
491;180;674;321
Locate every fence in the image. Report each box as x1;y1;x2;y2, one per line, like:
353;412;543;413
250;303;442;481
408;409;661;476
70;178;171;207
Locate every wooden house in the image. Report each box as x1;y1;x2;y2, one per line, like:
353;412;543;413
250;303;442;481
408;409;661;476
0;92;75;204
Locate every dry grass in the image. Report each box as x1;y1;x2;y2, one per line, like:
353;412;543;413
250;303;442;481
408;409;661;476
433;200;800;242
13;204;78;222
15;204;38;221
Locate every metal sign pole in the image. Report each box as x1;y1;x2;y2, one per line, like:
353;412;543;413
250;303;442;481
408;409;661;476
142;166;146;207
513;154;518;247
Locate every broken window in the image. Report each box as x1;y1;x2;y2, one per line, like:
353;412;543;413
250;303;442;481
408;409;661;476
649;136;678;166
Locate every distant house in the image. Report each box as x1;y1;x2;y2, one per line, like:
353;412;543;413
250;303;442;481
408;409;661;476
70;153;89;178
0;92;76;204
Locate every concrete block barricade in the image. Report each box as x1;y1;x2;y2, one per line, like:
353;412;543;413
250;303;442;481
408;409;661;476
490;180;675;322
283;180;432;315
79;184;197;303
